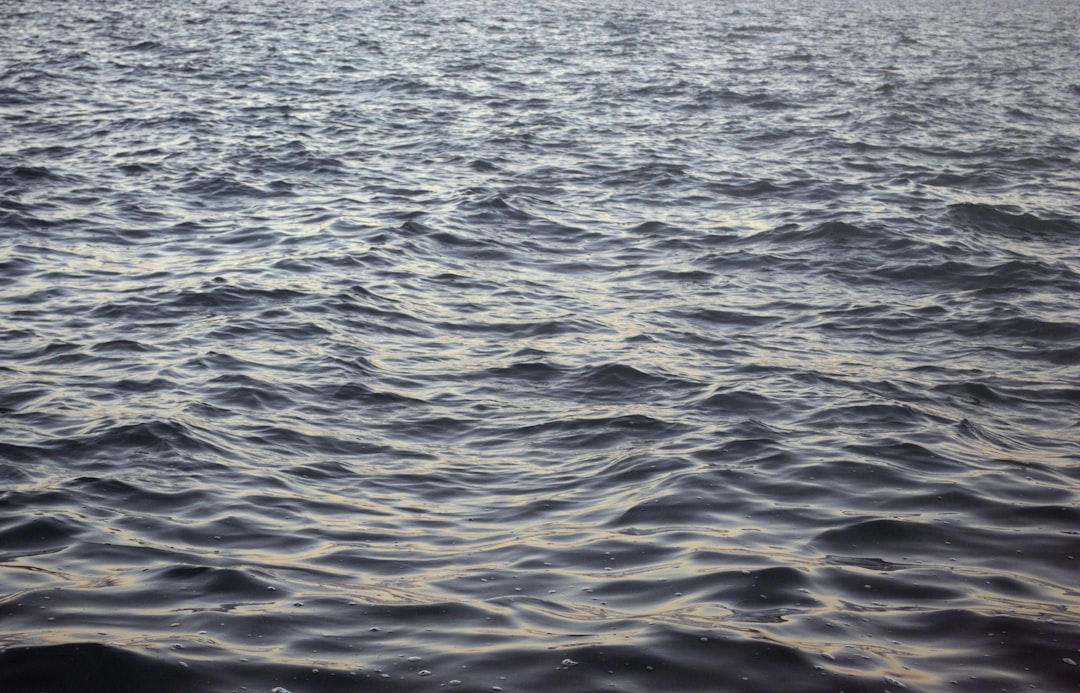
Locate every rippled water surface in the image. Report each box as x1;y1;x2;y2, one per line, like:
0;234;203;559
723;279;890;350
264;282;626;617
2;0;1080;690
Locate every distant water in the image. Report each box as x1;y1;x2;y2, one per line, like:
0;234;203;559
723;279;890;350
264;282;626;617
2;0;1079;691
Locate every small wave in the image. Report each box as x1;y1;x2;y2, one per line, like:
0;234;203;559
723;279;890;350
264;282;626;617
666;306;782;329
696;388;776;416
568;363;698;401
175;174;292;200
949;202;1079;239
122;40;163;52
812;517;1000;559
53;419;229;464
506;414;692;451
0;165;59;183
874;257;1080;294
163;283;309;312
0;515;84;552
0;642;210;693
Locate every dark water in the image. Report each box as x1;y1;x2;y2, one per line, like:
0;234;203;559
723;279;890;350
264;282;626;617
2;0;1079;690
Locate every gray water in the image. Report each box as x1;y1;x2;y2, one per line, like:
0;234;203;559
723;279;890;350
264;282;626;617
2;0;1079;691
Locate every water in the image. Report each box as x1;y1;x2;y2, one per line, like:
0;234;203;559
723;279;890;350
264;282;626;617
2;0;1079;690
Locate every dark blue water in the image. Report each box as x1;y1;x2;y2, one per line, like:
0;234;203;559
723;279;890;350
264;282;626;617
2;0;1079;691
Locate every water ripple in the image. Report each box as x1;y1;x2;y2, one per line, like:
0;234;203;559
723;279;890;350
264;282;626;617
2;0;1080;691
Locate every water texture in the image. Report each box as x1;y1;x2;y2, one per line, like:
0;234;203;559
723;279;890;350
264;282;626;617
2;0;1079;690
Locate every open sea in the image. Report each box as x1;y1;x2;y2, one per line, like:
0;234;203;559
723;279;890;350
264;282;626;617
2;0;1079;691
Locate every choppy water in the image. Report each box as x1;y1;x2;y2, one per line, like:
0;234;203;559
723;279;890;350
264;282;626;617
2;0;1080;690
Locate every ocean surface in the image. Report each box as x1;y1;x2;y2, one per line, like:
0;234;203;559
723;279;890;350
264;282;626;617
2;0;1079;691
